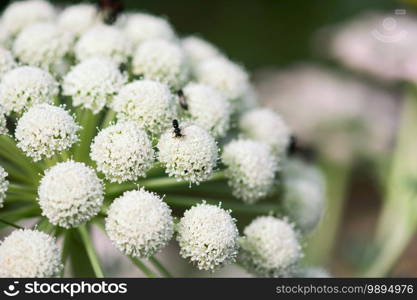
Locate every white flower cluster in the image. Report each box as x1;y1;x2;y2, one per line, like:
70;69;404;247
105;189;174;258
0;229;62;278
239;216;302;277
176;202;239;271
0;47;16;80
113;80;177;136
63;57;127;113
75;24;132;65
38;161;104;228
90;122;154;183
222;139;278;203
0;166;8;208
158;123;218;184
0;66;58;115
15;104;80;161
182;82;231;138
57;4;98;37
182;36;221;70
13;22;74;70
0;105;7;135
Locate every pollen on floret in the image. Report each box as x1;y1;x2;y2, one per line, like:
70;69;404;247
15;104;80;161
58;4;99;36
13;22;74;71
176;202;239;271
239;108;291;155
0;166;8;209
132;39;189;90
123;13;176;47
38;161;104;228
62;57;127;114
2;0;56;36
157;122;219;184
0;66;58;115
222;139;279;204
195;56;249;104
105;189;174;258
90;122;155;183
181;36;221;71
75;24;132;65
112;80;177;136
0;229;62;278
0;47;16;80
238;216;302;277
181;82;232;138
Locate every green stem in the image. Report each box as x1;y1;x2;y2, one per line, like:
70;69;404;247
303;159;351;266
74;109;100;163
0;218;24;229
0;160;33;185
78;225;104;278
8;183;37;194
149;256;173;277
363;83;417;277
100;109;116;129
129;257;157;278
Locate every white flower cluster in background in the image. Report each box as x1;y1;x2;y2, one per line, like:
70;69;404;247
0;47;16;79
0;229;62;277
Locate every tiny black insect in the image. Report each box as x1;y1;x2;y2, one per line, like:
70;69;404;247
172;119;183;137
97;0;124;25
177;90;188;110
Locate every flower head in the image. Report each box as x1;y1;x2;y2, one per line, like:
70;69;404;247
13;22;74;70
176;202;239;271
0;66;58;115
112;80;177;136
58;4;98;36
181;36;221;70
105;189;174;258
195;56;249;103
38;161;104;228
123;13;176;47
132;39;189;90
0;229;62;277
239;216;302;277
157;122;218;184
1;0;56;36
0;166;8;208
182;82;231;138
222;139;278;204
0;106;7;135
239;108;291;155
0;47;16;80
15;104;80;161
63;57;127;113
75;24;132;65
91;122;154;183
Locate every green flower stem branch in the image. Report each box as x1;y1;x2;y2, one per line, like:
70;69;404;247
304;158;351;266
78;225;104;278
74;108;100;163
362;83;417;277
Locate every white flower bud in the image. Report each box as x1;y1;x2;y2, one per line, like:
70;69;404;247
123;13;176;47
63;57;127;113
239;108;291;155
13;22;74;70
91;122;154;183
0;229;62;278
239;216;302;277
75;24;132;65
181;36;221;70
113;80;177;136
132;39;189;90
2;0;55;36
222;139;278;204
0;166;8;208
282;159;325;233
157;123;218;184
15;104;80;161
0;47;16;80
38;161;104;228
195;56;249;102
105;189;174;258
58;4;98;36
176;202;239;271
0;66;58;115
182;82;231;138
